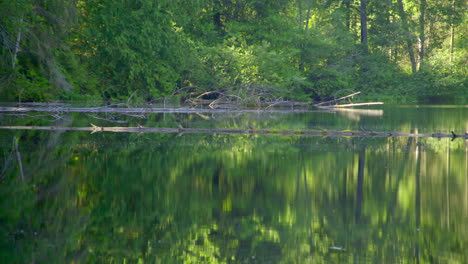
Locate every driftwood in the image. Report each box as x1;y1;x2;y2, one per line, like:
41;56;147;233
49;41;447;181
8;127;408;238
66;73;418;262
321;102;384;108
314;92;362;106
313;91;383;108
0;125;466;140
0;106;331;114
0;90;381;116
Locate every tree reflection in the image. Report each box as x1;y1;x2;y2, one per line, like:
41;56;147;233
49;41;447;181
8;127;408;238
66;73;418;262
1;123;468;263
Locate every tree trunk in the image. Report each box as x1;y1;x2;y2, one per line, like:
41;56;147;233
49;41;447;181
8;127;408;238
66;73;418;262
342;0;352;30
385;0;394;60
360;0;368;49
418;0;427;71
449;0;455;62
305;1;313;30
450;24;455;62
12;18;23;69
298;0;303;26
396;0;417;73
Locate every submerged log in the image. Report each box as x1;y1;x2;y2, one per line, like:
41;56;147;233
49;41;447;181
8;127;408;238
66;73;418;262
0;125;466;140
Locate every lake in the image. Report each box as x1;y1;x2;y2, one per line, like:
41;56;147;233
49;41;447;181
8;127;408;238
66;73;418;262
1;104;467;263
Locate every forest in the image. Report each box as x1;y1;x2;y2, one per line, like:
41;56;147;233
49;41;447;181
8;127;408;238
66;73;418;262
0;0;467;103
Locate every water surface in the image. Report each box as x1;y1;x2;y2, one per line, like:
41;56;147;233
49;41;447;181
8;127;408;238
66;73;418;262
1;105;467;263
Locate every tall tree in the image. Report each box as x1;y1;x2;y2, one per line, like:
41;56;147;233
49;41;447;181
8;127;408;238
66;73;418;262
418;0;427;70
360;0;368;49
449;0;455;62
342;0;352;30
296;0;314;30
0;0;31;70
396;0;417;73
0;0;80;99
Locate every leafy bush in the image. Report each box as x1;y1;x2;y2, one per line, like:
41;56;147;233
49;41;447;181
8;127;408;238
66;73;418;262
0;68;53;102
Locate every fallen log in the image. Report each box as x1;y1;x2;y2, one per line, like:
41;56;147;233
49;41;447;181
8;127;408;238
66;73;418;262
320;102;384;108
314;92;361;106
0;125;466;140
0;106;329;114
313;91;383;109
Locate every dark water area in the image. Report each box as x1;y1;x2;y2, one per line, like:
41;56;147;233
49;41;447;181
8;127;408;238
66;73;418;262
1;105;468;263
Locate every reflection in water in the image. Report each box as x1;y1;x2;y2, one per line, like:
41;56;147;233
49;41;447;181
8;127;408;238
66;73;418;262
415;143;421;264
1;106;468;263
335;108;383;121
355;149;365;224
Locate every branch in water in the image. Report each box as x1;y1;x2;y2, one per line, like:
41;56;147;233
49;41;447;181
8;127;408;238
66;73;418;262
0;125;466;140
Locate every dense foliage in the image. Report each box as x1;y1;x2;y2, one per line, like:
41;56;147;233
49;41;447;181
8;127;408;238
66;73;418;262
0;0;466;102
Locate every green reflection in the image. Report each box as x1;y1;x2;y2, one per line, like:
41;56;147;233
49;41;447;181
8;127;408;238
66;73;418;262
1;106;468;263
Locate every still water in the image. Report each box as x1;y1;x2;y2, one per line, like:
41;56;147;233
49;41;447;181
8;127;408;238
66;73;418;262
1;105;468;263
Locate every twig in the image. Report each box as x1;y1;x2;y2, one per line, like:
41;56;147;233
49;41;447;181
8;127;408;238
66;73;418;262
195;113;211;120
172;86;205;96
85;113;129;124
264;98;285;110
209;94;242;109
195;91;224;100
